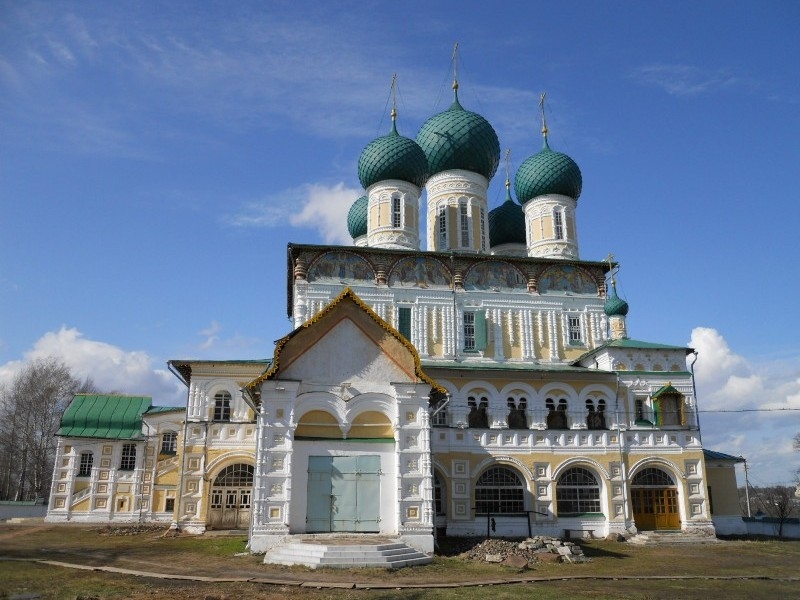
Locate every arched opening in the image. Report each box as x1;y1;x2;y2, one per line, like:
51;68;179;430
208;463;253;529
631;467;680;530
475;465;525;514
556;467;602;517
295;410;341;439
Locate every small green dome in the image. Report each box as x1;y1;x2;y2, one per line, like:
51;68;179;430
489;187;526;247
514;139;582;205
604;283;629;317
358;121;429;189
416;92;500;180
347;195;368;239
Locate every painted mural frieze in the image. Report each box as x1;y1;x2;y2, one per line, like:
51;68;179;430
307;251;375;283
463;260;526;292
538;264;598;295
388;256;452;289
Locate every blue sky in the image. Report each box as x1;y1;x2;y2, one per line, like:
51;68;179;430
1;1;799;486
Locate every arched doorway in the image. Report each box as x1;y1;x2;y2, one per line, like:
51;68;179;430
208;463;253;529
631;467;680;530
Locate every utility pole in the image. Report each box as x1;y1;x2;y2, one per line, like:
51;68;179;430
743;459;752;517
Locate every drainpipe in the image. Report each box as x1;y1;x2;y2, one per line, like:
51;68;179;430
614;372;632;531
689;350;701;442
168;361;191;531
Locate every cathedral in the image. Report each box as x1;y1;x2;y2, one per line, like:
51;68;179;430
46;75;745;554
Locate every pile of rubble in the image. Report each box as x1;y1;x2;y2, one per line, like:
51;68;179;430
97;524;168;536
456;536;590;567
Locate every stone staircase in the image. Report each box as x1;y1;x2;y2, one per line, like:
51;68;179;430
627;530;720;545
262;534;432;569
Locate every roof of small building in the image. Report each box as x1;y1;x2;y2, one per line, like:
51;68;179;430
703;449;745;463
58;394;151;440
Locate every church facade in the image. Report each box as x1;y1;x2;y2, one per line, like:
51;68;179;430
47;79;742;552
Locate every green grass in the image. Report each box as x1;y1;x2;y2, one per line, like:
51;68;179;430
1;524;798;600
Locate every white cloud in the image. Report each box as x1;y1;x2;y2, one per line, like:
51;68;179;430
289;183;359;245
198;320;221;350
0;327;184;406
227;182;359;245
690;326;800;485
630;65;749;97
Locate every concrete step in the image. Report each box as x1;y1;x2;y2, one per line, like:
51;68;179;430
263;537;432;569
627;531;720;545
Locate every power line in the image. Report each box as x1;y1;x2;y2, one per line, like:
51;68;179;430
697;407;800;413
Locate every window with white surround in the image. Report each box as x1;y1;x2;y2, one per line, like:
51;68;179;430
213;391;231;422
556;467;601;515
438;204;447;248
553;209;564;240
161;431;178;454
78;452;93;477
463;309;487;352
568;315;583;345
479;207;486;251
460;203;470;247
392;195;401;228
120;443;136;471
397;306;411;341
475;466;525;514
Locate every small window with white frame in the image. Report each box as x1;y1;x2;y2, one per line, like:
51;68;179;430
553;209;564;240
213;391;231;422
437;204;447;249
568;314;583;345
78;452;93;477
459;202;470;247
119;443;136;471
160;431;178;454
392;195;401;228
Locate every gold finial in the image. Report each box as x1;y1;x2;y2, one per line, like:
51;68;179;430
504;148;511;189
452;42;459;91
391;72;398;121
539;92;549;139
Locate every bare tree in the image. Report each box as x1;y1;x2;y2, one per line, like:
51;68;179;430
753;485;799;538
0;358;98;501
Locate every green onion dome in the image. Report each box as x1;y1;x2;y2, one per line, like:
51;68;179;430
416;90;500;180
347;195;368;239
514;138;582;205
604;282;629;317
357;120;429;189
488;185;526;247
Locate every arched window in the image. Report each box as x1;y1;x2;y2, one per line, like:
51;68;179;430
467;396;489;428
475;466;525;514
160;431;178;454
507;396;527;429
213;463;254;487
213;391;231;422
556;467;601;515
546;397;569;429
392;195;402;228
632;468;674;486
586;398;607;430
78;452;93;477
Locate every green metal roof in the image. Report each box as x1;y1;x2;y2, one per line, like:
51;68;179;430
358;122;428;189
144;405;184;414
416;91;500;180
651;383;682;398
58;394;151;440
515;138;582;204
703;449;745;463
603;282;629;317
347;195;368;239
488;187;526;247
